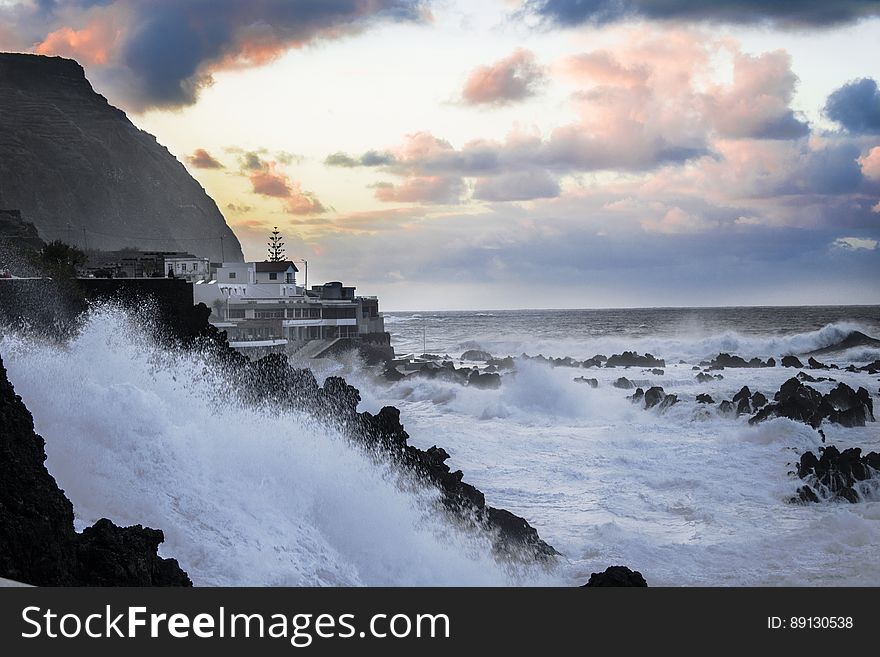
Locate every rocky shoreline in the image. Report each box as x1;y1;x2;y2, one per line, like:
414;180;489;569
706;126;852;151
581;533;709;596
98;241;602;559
1;299;569;585
6;298;877;585
392;331;879;507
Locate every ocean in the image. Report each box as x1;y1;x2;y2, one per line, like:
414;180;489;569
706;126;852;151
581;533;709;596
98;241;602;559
2;305;880;586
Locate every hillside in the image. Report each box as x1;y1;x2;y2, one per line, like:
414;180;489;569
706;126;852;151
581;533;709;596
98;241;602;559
0;53;242;262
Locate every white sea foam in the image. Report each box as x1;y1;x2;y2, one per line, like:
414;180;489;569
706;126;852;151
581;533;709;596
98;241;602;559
0;307;549;586
392;319;880;364
358;351;880;586
3;305;880;586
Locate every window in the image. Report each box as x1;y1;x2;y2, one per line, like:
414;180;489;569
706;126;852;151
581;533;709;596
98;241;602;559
229;272;236;279
269;272;278;280
228;308;245;319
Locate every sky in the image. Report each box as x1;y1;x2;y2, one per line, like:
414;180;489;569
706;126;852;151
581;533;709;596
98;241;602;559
1;0;879;310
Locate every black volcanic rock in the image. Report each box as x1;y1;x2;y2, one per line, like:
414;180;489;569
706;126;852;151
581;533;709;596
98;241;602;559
467;370;501;389
582;566;647;587
0;54;242;262
643;386;665;409
461;349;492;362
0;352;191;586
749;378;829;428
574;376;598;388
487;356;515;369
781;355;803;368
613;376;635;389
732;386;752;403
750;378;874;429
808;357;829;370
696;393;714;404
658;394;678;410
606;351;665;368
793;446;880;504
707;353;772;369
825;383;875;427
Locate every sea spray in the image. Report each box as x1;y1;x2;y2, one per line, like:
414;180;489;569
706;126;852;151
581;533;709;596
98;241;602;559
0;306;553;586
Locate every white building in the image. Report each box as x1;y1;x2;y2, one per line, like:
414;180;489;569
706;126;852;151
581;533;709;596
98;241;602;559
193;261;388;352
164;254;210;282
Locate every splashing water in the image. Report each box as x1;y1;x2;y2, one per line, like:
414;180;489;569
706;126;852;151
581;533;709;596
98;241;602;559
0;306;552;586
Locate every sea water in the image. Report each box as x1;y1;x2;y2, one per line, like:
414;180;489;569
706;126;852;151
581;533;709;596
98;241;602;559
3;305;880;585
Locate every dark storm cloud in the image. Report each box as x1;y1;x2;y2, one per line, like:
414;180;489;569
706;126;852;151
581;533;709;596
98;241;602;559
525;0;880;27
1;0;429;110
824;78;880;134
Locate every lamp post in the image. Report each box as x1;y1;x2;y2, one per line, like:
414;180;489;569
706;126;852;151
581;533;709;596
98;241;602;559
296;258;308;291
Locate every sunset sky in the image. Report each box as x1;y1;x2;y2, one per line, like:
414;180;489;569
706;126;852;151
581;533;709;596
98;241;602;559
1;0;879;309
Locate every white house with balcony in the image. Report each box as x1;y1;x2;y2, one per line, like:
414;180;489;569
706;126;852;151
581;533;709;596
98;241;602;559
193;261;388;354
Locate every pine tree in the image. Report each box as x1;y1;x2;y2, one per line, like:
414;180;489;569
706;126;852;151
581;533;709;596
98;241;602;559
267;226;285;262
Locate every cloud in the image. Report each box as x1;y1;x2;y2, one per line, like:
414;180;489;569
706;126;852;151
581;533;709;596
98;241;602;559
35;18;118;66
373;176;465;204
825;78;880;134
461;48;546;106
2;0;429;110
640;206;717;235
706;50;809;140
473;169;560;201
524;0;880;28
832;237;878;250
186;148;224;169
858;146;880;180
251;169;293;198
244;153;327;214
325;150;397;167
226;202;254;213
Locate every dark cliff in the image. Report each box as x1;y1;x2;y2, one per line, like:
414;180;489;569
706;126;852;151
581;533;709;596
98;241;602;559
0;53;243;263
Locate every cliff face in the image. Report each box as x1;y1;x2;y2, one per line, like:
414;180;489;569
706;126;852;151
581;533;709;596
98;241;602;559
0;53;243;262
0;351;192;586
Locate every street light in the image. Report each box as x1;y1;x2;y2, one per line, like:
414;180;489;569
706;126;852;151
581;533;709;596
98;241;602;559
296;258;308;291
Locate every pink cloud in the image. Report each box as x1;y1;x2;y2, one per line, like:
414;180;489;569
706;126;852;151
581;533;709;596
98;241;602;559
248;161;326;214
186;148;224;169
35;17;120;66
704;50;809;140
859;146;880;180
374;176;464;204
560;51;648;87
461;48;546;105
